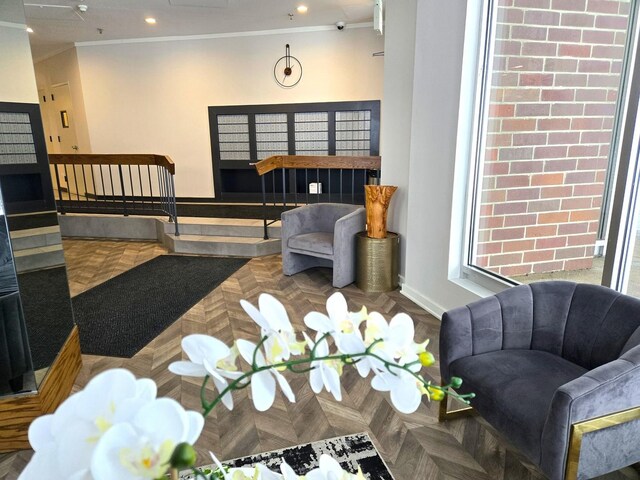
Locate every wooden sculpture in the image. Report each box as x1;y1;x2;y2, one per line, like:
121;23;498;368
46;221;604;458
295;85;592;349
365;185;397;239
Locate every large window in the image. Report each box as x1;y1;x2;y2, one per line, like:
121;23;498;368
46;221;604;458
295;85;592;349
466;0;640;294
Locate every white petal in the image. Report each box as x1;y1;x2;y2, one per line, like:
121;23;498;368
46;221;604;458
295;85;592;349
304;311;334;333
185;411;205;445
240;299;270;330
280;461;302;480
91;423;139;480
76;369;137;421
312;333;330;356
326;292;348;323
236;339;266;367
28;414;54;451
134;378;157;402
353;359;370;378
390;378;422;414
251;370;276;411
212;375;234;410
309;367;324;394
272;369;296;403
371;373;392;392
388;313;414;348
259;294;293;331
319;454;346;476
323;366;342;402
56;420;97;477
203;358;227;382
134;398;189;444
19;444;63;480
336;332;365;355
168;361;208;377
182;334;231;364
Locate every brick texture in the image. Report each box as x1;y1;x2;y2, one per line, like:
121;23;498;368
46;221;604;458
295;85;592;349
476;0;630;277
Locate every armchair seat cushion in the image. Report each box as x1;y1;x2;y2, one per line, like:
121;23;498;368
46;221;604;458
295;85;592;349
288;232;334;256
450;349;587;464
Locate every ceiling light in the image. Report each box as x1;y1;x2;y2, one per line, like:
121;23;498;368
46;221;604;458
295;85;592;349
145;17;157;24
26;27;34;33
296;5;308;13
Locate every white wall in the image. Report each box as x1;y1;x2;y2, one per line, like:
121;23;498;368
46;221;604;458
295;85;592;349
0;12;39;104
34;48;92;153
394;0;486;316
63;27;384;198
380;0;417;280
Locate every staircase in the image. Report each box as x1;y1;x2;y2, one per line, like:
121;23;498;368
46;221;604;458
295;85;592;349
162;218;281;257
10;225;65;273
58;214;282;257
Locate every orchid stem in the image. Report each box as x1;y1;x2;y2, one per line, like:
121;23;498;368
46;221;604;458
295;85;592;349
200;341;472;417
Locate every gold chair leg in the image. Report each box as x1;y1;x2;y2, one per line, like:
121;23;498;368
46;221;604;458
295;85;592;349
437;383;474;422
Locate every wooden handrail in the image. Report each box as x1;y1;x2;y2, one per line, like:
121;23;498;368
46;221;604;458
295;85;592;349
48;154;175;175
254;155;381;176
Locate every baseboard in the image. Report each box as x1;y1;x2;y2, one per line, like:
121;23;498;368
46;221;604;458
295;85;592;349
400;283;446;320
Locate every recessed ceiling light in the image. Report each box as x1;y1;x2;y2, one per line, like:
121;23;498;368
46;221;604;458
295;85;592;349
145;17;157;24
296;5;308;13
26;27;34;33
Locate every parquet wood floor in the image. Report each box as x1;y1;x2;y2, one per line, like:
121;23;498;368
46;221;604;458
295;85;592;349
0;239;637;480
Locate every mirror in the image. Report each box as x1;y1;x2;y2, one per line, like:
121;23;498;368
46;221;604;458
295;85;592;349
0;110;75;398
0;193;32;395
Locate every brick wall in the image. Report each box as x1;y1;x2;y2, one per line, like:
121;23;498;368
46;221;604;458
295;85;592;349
475;0;630;277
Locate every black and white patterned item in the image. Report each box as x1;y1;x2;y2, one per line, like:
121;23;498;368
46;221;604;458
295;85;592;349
180;433;394;479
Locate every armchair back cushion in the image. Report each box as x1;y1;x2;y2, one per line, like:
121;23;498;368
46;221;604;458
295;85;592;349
442;281;640;377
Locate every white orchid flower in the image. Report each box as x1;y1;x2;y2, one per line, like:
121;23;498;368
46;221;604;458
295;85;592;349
20;369;157;480
91;397;204;480
304;293;369;370
305;455;366;480
169;334;243;410
304;332;343;401
304;293;366;340
370;367;426;414
241;294;306;364
364;312;428;372
236;339;296;411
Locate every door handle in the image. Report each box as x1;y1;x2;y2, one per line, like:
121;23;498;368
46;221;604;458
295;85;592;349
72;145;79;150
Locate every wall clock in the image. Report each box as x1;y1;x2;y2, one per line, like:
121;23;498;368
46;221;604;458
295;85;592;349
274;44;303;88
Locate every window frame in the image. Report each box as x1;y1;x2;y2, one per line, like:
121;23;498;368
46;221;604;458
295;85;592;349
459;0;640;294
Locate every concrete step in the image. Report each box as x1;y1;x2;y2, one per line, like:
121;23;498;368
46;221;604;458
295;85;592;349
14;244;65;273
167;218;281;239
10;226;62;251
165;234;281;257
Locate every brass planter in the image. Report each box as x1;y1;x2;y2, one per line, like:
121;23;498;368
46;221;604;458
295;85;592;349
356;232;399;292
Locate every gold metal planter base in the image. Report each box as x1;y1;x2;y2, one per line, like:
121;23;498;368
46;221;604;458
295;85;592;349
355;232;399;292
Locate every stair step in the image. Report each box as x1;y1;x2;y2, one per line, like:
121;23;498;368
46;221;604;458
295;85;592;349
166;234;281;257
167;219;281;238
14;244;65;273
10;226;62;251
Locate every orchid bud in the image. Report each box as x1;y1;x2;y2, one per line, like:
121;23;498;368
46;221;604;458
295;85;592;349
170;442;197;469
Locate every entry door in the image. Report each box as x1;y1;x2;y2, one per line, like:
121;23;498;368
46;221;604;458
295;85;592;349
50;84;87;197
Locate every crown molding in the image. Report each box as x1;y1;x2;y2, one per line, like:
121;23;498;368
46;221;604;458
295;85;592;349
75;22;374;48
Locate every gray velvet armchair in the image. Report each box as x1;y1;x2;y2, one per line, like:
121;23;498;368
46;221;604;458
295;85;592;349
439;281;640;480
281;203;365;288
